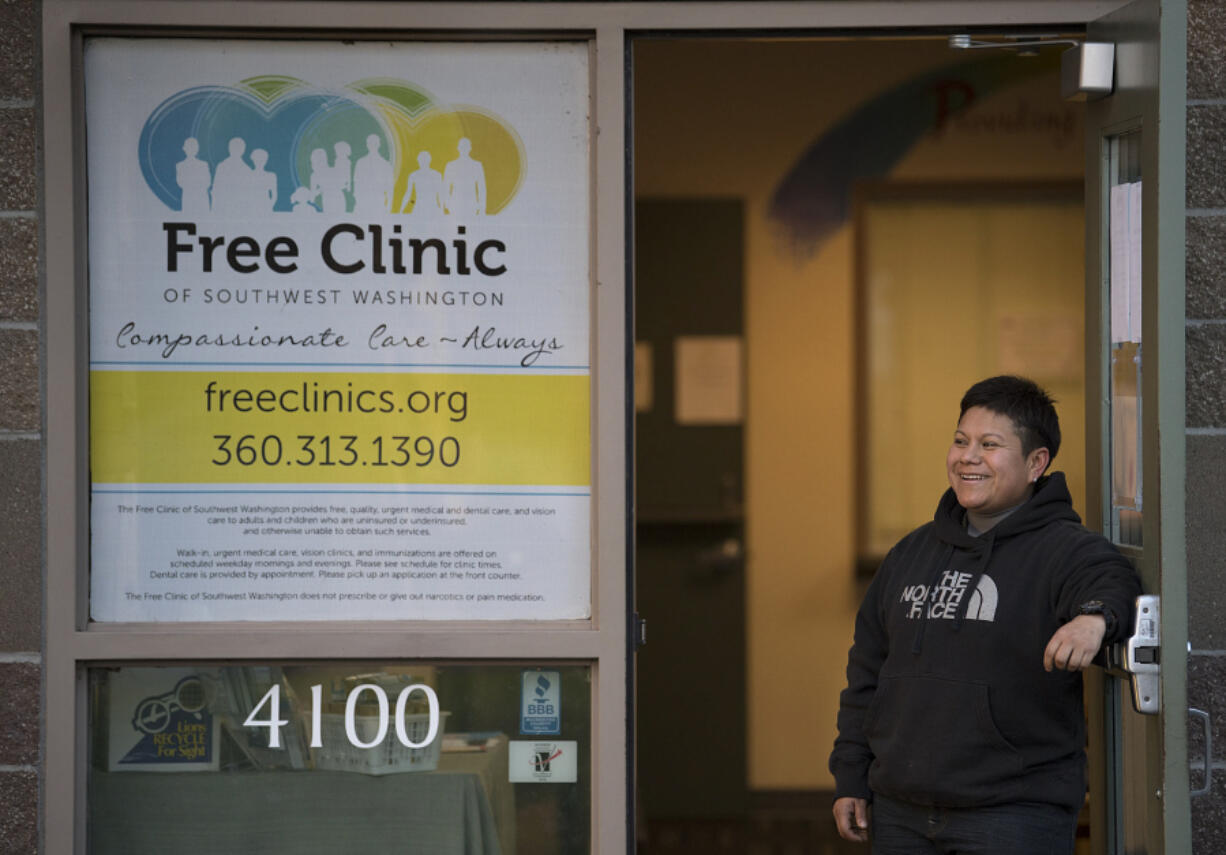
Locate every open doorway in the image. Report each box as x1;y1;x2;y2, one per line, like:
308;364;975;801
632;35;1088;853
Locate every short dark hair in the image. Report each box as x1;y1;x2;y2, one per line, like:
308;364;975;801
959;375;1061;466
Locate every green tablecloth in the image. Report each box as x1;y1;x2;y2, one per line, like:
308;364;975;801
89;769;502;855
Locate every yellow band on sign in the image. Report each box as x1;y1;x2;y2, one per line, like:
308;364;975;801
90;370;590;486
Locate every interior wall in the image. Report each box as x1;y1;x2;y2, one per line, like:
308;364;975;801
634;38;1084;790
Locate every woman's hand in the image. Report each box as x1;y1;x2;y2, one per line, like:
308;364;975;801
1044;614;1107;671
833;796;869;842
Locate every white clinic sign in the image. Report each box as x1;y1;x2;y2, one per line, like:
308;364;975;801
84;38;592;622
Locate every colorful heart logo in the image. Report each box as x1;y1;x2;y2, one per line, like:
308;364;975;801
137;75;524;216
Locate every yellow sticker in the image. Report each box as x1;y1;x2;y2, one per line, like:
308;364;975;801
90;370;590;486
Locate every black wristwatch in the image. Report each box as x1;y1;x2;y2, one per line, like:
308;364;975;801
1078;600;1117;637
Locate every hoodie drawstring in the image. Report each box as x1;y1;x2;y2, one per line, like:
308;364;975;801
910;534;998;653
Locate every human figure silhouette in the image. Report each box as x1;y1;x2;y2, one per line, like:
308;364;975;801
175;137;211;214
290;187;317;214
317;141;352;214
307;148;329;211
401;151;445;218
352;134;393;214
443;137;486;221
249;148;277;213
210;137;253;216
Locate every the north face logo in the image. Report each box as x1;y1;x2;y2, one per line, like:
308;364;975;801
964;575;998;620
900;571;997;622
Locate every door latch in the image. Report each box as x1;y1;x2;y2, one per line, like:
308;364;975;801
1106;594;1160;715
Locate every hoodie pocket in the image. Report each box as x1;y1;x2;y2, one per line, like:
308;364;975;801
864;674;1024;806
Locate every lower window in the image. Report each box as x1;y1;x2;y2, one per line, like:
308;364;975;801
88;662;591;854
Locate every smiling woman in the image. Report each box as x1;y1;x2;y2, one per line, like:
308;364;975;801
948;401;1052;520
947;376;1060;524
831;374;1140;854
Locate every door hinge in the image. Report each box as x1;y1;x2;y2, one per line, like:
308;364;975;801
632;613;647;650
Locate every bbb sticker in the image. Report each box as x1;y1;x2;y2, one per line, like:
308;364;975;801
520;670;561;735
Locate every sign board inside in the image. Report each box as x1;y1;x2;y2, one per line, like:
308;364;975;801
84;39;592;621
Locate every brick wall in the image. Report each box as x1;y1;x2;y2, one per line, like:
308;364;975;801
0;0;42;852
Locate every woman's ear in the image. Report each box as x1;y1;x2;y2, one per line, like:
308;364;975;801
1028;447;1051;482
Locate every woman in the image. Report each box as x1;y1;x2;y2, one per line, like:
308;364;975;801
830;375;1140;854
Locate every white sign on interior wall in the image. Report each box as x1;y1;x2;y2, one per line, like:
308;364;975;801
85;38;592;621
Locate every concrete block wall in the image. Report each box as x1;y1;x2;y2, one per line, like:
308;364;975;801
0;0;42;851
1187;0;1226;849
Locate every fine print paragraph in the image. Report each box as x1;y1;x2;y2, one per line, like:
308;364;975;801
91;494;590;621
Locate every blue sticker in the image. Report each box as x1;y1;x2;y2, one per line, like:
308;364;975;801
520;670;561;735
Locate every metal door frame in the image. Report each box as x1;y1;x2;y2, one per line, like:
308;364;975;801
1083;2;1189;852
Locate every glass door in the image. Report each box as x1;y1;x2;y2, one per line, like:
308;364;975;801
1083;1;1188;852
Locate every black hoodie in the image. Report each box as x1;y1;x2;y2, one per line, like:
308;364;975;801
829;472;1140;810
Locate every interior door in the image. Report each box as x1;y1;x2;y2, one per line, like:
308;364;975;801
1083;1;1188;853
634;199;748;835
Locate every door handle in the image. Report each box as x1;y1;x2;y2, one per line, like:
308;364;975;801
1190;708;1213;798
1105;594;1160;715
